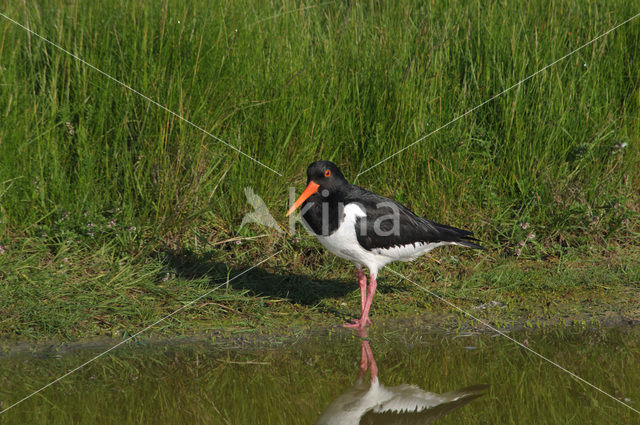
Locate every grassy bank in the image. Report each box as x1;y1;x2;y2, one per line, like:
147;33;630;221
2;234;640;342
0;0;639;341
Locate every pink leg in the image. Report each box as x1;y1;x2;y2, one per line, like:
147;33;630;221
357;339;368;381
356;326;378;382
356;269;367;315
344;273;376;329
362;340;378;382
344;269;368;329
361;273;377;325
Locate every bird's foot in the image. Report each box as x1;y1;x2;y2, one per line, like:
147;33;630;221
343;317;372;329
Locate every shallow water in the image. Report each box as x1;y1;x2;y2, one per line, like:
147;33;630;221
1;325;640;424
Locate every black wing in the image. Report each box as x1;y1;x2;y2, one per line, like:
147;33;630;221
359;385;488;425
345;187;483;251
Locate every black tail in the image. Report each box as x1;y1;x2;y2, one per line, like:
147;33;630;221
430;220;485;250
455;237;485;250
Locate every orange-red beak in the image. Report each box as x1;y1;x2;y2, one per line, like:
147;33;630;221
286;181;320;216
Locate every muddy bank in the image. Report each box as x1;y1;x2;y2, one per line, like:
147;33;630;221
2;304;638;360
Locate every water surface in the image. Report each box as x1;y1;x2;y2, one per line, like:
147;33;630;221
1;325;639;424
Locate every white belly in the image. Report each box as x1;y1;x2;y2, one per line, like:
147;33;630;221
307;204;454;274
371;241;451;261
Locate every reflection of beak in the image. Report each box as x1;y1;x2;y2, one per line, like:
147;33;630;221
286;181;320;216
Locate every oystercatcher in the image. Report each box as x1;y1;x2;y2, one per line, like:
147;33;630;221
315;328;488;424
287;160;483;329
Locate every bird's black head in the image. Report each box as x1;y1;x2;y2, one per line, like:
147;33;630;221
306;160;348;191
286;160;349;216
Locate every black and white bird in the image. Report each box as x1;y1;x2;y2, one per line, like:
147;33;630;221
315;328;488;424
287;161;483;329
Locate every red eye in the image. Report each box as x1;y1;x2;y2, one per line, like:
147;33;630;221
324;169;331;177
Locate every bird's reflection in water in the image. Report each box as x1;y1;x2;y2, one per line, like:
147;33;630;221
316;329;488;425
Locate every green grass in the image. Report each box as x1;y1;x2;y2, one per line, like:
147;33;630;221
0;0;639;341
1;234;639;342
